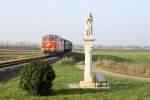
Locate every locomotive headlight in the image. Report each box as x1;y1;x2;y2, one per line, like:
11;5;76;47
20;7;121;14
46;43;51;47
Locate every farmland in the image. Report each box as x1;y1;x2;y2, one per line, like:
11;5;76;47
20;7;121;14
93;49;150;64
74;49;150;77
1;50;150;100
0;50;42;63
92;50;150;77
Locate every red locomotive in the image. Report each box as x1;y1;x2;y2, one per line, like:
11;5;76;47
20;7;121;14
41;34;72;54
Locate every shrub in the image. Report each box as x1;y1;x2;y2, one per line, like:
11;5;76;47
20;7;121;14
20;60;55;95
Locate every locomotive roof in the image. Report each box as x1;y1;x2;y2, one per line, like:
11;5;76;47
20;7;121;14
42;34;72;43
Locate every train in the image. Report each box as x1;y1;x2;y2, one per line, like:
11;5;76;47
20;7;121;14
41;34;72;55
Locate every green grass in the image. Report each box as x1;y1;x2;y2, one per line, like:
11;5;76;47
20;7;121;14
74;49;150;64
0;50;42;63
93;49;150;64
1;54;150;100
90;50;150;77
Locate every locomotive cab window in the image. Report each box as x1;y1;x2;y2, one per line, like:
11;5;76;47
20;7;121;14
42;35;49;41
49;35;56;41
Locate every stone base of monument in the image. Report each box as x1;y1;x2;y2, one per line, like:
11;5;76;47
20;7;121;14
68;81;110;89
79;81;96;88
68;83;80;88
68;82;97;89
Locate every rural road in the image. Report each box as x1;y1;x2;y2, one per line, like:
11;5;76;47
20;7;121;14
76;65;150;82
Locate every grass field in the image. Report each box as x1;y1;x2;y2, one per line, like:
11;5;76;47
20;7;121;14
91;50;150;77
0;50;42;63
1;51;150;100
93;49;150;64
73;49;150;77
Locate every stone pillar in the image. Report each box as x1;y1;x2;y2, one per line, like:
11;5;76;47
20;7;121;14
84;39;94;82
80;12;95;88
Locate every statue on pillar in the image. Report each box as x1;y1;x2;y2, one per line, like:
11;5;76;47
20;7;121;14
79;12;95;87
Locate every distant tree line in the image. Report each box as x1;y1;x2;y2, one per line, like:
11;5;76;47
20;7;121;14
73;45;150;49
1;42;149;50
0;41;40;50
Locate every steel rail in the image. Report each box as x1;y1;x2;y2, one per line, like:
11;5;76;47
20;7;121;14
0;55;59;69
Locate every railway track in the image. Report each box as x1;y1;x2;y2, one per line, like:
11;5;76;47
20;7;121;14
0;55;59;69
0;54;65;82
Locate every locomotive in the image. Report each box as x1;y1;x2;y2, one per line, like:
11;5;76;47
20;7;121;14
41;34;72;55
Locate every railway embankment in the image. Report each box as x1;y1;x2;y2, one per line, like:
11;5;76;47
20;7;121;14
0;65;23;82
0;56;60;82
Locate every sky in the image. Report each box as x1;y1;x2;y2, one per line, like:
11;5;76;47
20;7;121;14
0;0;150;46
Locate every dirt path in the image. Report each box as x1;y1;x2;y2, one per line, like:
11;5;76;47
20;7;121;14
76;65;150;82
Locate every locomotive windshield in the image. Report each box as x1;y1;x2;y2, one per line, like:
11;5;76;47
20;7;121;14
42;35;56;41
49;35;56;41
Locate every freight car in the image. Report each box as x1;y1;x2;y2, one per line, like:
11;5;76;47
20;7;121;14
64;39;72;52
41;34;72;55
